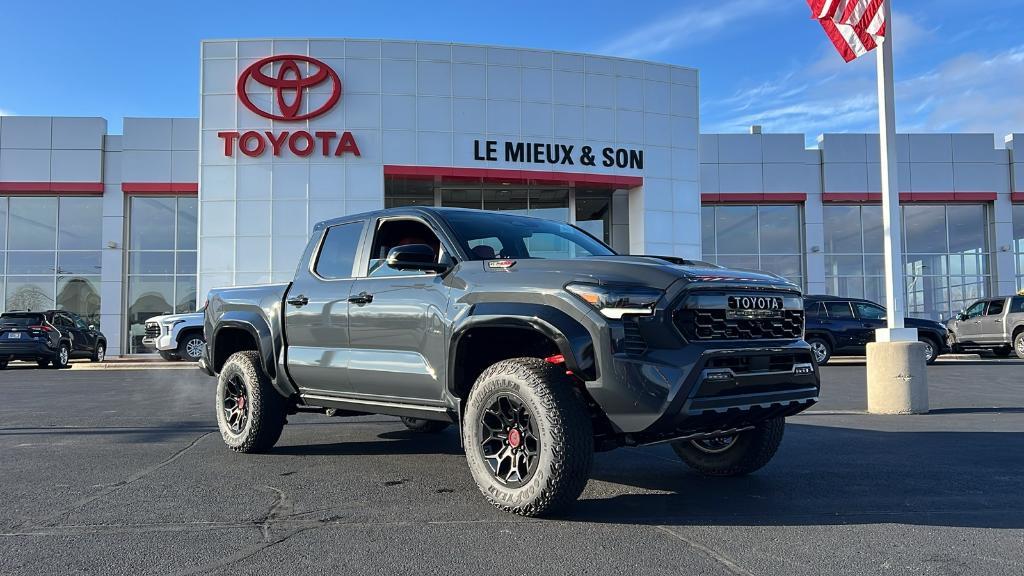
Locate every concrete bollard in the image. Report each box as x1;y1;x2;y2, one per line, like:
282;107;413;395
866;341;929;414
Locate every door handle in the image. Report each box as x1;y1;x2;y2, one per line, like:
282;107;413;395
994;319;1002;323
287;295;309;307
348;292;374;305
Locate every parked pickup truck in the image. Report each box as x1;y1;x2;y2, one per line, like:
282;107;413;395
946;294;1024;358
143;311;206;361
201;207;820;516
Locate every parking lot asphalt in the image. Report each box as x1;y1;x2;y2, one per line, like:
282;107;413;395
1;359;1022;576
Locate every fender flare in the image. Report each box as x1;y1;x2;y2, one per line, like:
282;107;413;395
211;312;296;399
448;302;597;394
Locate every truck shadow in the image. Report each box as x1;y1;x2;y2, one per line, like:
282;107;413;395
576;422;1024;529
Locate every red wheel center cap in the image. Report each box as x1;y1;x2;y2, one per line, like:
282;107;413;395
236;396;245;410
507;428;522;448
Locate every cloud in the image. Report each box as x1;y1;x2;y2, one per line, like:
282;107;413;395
596;0;773;59
703;9;1024;143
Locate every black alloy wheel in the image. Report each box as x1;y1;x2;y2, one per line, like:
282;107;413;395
480;394;541;486
222;374;249;434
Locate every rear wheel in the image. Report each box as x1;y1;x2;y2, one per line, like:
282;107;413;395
807;337;832;365
215;350;286;453
671;417;785;477
400;417;450;433
462;357;593;517
50;345;70;369
178;333;205;362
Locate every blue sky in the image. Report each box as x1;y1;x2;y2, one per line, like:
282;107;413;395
2;0;1022;144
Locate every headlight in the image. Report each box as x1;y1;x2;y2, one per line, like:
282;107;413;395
565;283;663;319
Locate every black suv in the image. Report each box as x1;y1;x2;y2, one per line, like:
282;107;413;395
0;310;107;369
803;295;949;365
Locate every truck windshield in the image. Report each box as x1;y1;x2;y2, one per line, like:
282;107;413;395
441;210;616;260
0;313;46;327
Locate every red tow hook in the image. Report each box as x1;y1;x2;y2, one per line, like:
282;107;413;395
544;354;573;376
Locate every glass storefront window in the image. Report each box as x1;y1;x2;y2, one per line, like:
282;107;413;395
126;196;199;353
823;204;991;321
701;204;804;288
1;196;103;326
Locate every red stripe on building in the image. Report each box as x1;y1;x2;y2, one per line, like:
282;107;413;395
0;182;104;195
1011;193;1024;203
822;192;998;202
122;182;199;195
383;165;643;188
701;193;807;204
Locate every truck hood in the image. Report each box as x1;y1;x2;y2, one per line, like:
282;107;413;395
145;311;204;324
486;255;800;292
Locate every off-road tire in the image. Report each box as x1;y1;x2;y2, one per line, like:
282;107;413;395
1015;332;1024;360
400;417;450;433
463;357;593;517
159;350;180;361
178;333;205;362
671;417;785;477
807;337;832;365
216;351;286;453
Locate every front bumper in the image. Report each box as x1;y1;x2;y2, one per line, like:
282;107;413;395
587;339;820;440
0;340;58;362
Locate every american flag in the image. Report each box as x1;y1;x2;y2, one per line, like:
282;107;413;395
808;0;886;62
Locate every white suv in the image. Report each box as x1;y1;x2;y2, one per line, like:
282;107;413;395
143;312;205;361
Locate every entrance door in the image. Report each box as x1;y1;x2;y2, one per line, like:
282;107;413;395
346;216;453;403
283;220;365;396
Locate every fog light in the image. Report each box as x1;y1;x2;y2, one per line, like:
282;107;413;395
794;363;814;375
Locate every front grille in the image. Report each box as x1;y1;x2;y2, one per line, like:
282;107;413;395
145;323;161;338
675;309;804;341
620;318;647;355
707;352;812;374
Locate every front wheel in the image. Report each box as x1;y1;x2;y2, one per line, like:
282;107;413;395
462;357;593;517
1015;333;1024;360
400;417;450;433
919;337;939;364
215;351;286;453
671;417;785;477
91;344;106;362
807;337;832;365
178;334;205;362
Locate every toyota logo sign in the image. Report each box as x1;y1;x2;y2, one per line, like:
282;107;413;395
237;54;341;121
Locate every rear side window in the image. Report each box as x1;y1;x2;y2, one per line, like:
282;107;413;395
314;222;363;279
1011;297;1024;314
824;301;854;319
0;313;45;327
986;299;1005;315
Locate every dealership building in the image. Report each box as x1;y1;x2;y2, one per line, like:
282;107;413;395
1;38;1023;356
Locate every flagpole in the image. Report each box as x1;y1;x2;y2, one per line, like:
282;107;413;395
867;0;928;414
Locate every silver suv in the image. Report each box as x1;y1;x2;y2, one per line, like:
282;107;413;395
946;295;1024;359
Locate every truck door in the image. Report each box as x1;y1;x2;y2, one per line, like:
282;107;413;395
978;298;1006;344
346;216;453;404
954;300;987;344
283;220;366;396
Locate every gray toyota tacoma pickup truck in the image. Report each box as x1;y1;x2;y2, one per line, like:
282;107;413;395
201;207;819;516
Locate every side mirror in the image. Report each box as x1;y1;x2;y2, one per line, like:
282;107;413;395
386;244;447;273
955;311;966;321
88;324;96;331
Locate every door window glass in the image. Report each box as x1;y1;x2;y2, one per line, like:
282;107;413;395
314;222;364;279
854;303;886;320
986;299;1004;315
964;301;986;318
366;219;441;277
1011;297;1024;314
824;301;855;319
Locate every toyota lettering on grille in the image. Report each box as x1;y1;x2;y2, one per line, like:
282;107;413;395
728;296;783;311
